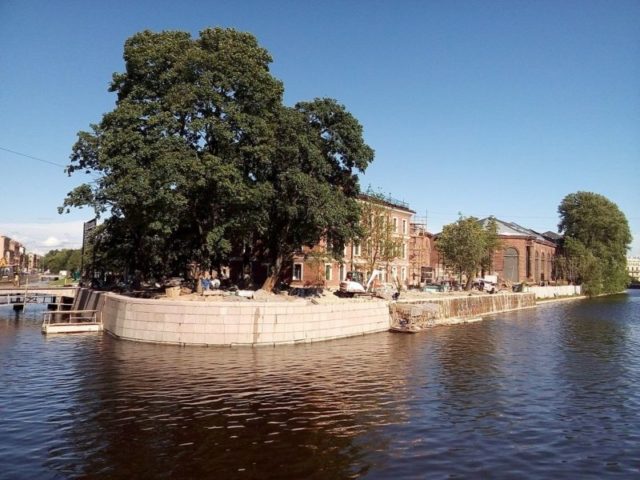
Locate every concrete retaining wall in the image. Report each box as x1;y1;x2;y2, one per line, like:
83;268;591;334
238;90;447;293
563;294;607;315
74;290;542;347
525;285;582;299
396;292;536;321
99;293;391;346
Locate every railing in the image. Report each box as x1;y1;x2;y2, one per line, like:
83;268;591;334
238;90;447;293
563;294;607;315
42;310;101;327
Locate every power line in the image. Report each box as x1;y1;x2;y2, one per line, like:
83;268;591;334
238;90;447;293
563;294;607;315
0;146;66;168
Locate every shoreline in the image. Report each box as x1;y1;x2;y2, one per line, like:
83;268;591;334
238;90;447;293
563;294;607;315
64;288;593;346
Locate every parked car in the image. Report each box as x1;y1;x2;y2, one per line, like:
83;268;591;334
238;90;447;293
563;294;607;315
473;278;498;294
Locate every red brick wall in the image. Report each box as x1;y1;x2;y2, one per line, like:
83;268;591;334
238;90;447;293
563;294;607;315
491;237;557;283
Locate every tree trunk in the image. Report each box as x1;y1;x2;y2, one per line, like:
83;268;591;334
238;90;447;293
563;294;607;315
261;254;284;292
464;272;474;291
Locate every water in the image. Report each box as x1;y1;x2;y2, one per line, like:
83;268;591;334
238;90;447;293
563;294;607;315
1;292;639;479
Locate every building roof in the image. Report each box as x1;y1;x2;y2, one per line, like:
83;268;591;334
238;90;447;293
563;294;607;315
541;231;563;243
478;218;556;246
359;193;415;214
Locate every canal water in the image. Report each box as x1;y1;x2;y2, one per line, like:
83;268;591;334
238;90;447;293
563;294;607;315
1;291;639;479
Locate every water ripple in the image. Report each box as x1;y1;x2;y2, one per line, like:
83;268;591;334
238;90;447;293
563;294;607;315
1;293;640;478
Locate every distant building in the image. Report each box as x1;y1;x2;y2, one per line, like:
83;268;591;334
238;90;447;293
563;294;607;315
408;217;434;287
628;257;640;281
0;234;35;276
27;253;42;273
480;218;558;284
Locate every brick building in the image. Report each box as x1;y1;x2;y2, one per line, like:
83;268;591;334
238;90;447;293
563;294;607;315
0;235;36;277
480;218;558;284
290;194;415;288
429;219;559;285
408;218;434;287
0;236;25;269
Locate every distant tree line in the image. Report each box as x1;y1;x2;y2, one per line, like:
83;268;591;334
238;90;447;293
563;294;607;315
42;249;82;274
60;28;373;290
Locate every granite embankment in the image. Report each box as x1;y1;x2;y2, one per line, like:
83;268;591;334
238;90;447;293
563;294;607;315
72;288;545;346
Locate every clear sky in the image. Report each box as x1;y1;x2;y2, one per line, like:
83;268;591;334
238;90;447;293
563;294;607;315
1;0;639;255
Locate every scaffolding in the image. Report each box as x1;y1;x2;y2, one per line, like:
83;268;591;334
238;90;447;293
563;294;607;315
408;216;432;286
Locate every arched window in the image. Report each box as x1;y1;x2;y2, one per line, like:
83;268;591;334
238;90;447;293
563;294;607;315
535;251;540;281
541;253;546;281
503;247;519;282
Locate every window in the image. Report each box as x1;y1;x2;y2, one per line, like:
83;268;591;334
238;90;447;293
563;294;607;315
339;264;345;281
293;263;303;281
325;264;332;281
402;219;407;234
402;243;407;259
392;266;397;279
354;241;361;257
393;217;398;232
401;267;406;281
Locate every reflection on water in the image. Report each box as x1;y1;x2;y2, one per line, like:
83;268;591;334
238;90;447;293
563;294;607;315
1;292;639;479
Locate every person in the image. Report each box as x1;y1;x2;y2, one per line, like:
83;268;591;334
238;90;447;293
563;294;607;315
201;272;212;291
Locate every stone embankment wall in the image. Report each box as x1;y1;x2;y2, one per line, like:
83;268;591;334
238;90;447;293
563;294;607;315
524;285;582;299
73;290;538;347
99;293;390;346
393;293;536;326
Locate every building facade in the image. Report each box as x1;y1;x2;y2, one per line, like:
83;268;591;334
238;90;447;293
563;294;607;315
628;257;640;281
429;219;559;285
290;194;416;289
481;219;557;284
0;235;40;277
408;218;434;287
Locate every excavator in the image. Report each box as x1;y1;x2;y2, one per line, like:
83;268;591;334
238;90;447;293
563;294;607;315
338;269;384;297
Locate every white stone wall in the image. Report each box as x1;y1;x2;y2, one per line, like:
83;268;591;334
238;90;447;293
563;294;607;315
100;293;391;346
525;285;582;299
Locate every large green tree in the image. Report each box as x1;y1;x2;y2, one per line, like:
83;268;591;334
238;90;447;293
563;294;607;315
436;216;500;290
558;191;631;295
61;28;373;288
258;100;373;290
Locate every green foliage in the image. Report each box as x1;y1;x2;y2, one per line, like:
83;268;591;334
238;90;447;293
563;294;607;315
258;100;373;290
436;216;500;289
558;192;631;295
42;249;82;274
61;28;373;286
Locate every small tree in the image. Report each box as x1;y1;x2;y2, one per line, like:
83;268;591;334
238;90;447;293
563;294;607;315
436;216;500;290
358;192;403;278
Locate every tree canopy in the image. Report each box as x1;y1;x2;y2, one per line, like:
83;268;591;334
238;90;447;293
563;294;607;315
42;249;82;274
558;191;631;295
436;216;500;289
61;28;373;288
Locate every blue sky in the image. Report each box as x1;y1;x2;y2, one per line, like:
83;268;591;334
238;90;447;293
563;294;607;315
1;0;639;255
